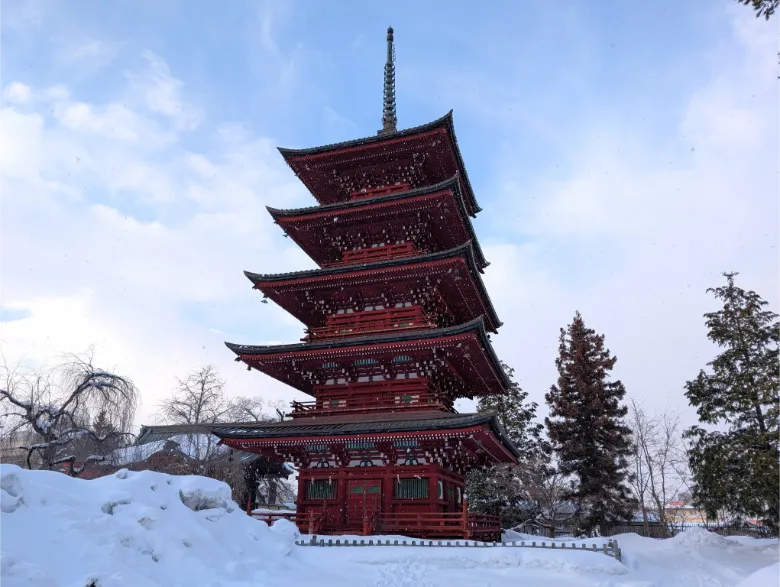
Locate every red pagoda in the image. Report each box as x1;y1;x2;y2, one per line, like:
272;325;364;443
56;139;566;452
214;27;518;540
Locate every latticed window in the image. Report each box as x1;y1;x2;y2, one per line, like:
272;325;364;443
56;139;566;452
346;440;375;450
307;479;336;499
393;439;418;448
354;358;379;366
395;478;428;499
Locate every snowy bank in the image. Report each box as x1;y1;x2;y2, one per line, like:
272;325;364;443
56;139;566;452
2;465;777;587
736;562;780;587
0;464;295;587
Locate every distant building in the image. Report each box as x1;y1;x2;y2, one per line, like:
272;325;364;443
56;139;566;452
664;500;709;526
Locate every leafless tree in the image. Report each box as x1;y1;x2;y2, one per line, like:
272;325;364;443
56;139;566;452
0;350;138;475
157;365;283;461
154;365;291;505
518;459;571;537
159;365;231;425
225;396;282;424
629;399;690;536
629;401;653;532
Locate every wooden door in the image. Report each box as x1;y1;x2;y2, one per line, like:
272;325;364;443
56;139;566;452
447;484;457;512
347;479;382;524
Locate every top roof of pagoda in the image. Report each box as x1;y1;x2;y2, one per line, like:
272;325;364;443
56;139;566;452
277;111;481;216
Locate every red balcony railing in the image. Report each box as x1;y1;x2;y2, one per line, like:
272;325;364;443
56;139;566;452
251;511;325;534
303;305;434;342
328;241;420;267
290;378;453;418
349;183;410;201
373;512;502;541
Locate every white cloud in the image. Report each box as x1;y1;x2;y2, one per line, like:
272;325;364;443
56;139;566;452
126;51;204;131
0;69;312;425
52;102;143;141
4;82;32;104
61;39;118;64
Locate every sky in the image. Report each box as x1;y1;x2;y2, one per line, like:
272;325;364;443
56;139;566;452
1;0;778;430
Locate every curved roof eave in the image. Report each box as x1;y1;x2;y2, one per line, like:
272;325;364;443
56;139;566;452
266;176;459;218
265;176;488;270
277;111;455;157
226;314;488;356
483;411;521;459
243;241;501;331
225;315;511;391
276;111;481;216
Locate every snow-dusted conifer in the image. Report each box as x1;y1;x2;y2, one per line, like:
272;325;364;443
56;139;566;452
684;272;779;533
466;362;547;527
545;312;634;535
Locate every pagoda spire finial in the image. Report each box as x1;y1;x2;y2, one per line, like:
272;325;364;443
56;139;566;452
378;26;397;136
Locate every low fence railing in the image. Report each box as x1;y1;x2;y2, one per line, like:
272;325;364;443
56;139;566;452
293;536;623;561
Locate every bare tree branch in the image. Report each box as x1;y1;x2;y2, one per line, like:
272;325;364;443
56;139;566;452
0;349;138;474
628;399;690;535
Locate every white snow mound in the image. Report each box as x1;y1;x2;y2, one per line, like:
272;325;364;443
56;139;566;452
735;562;780;587
668;526;739;549
0;464;294;587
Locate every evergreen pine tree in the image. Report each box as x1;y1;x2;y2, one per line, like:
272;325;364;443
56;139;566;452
466;362;547;527
545;312;635;535
90;409;121;456
478;362;546;458
684;272;779;532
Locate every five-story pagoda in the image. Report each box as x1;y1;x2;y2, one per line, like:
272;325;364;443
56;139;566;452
213;28;518;540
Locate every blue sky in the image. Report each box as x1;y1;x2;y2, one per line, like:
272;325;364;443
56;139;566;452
1;0;777;426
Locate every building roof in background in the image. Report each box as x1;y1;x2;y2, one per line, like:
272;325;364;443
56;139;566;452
131;424;293;475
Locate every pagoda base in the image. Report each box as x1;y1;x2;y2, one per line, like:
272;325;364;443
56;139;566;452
294;463;500;541
297;463;462;533
211;410;514;540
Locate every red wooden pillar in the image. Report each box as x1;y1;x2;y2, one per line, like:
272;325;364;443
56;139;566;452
308;511;317;534
337;474;348;530
382;469;394;522
428;472;437;514
461;494;471;540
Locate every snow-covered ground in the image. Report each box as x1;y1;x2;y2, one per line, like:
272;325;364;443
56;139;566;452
2;465;777;587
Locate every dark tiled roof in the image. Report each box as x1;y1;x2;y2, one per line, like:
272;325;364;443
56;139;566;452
245;241;480;281
277;111;481;215
135;423;292;471
210;410;520;459
267;177;453;217
265;176;488;270
137;424;216;443
231;315;463;356
243;242;500;330
224;316;511;390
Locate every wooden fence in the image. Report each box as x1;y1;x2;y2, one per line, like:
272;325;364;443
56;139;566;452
601;523;775;540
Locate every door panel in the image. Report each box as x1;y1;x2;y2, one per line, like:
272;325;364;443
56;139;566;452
347;480;382;524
